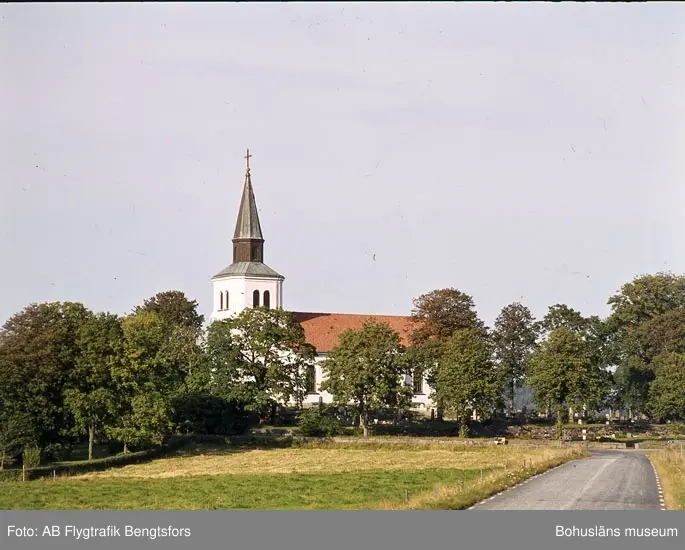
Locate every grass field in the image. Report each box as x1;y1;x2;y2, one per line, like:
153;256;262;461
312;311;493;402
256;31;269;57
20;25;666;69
0;439;587;510
650;446;685;510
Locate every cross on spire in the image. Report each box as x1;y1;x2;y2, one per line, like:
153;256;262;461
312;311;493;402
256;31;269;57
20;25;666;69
245;148;252;171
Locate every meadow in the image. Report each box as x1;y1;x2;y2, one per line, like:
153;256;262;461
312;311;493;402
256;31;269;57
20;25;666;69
0;439;587;510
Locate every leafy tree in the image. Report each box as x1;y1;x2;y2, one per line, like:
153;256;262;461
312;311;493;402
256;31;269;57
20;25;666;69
633;309;685;363
409;288;485;343
108;311;181;450
491;303;540;413
434;328;500;435
0;407;35;469
321;320;412;437
63;313;122;460
0;302;91;456
135;290;204;332
613;356;653;419
541;304;589;335
527;328;608;435
607;273;685;330
408;288;485;419
647;353;685;422
206;308;315;424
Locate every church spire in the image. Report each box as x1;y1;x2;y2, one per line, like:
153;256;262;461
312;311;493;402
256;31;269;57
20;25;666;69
232;149;264;263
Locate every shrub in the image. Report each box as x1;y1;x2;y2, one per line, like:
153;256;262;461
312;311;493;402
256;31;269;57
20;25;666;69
668;423;685;436
298;407;344;437
172;393;253;436
22;446;41;469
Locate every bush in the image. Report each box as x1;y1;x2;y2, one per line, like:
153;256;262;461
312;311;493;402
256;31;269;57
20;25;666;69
297;407;344;437
172;393;253;436
668;423;685;436
22;446;41;468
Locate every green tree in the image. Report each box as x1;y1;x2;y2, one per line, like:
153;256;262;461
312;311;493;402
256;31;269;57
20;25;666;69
408;288;485;419
321;320;412;437
108;311;181;450
607;273;685;331
434;328;500;435
205;308;315;424
63;313;122;460
410;288;485;343
135;290;204;332
491;302;540;413
541;304;589;335
0;302;91;457
633;309;685;363
0;407;35;469
527;328;608;435
647;353;685;422
613;356;653;419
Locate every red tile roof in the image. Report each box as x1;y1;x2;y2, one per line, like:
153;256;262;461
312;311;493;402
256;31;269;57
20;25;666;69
292;311;414;354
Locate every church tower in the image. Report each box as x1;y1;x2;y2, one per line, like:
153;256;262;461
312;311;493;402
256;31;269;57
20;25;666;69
211;149;284;322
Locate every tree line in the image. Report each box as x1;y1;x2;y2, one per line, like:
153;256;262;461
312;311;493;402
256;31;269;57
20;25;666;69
1;273;685;465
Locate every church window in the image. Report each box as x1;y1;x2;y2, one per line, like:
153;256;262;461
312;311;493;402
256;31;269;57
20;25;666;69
263;290;271;308
251;245;260;262
305;365;317;393
412;370;423;394
253;290;260;307
219;292;224;311
224;291;229;310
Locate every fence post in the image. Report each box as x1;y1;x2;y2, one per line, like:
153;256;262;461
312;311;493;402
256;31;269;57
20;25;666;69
22;465;25;482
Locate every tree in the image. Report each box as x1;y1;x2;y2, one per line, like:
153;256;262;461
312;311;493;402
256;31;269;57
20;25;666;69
0;407;35;469
633;309;685;364
409;288;485;343
205;308;316;424
321;320;412;437
0;302;91;457
63;313;122;460
541;304;589;335
607;273;685;331
135;290;204;333
527;328;608;435
434;328;500;435
647;353;685;422
108;311;181;450
491;303;540;413
613;356;653;419
408;288;485;419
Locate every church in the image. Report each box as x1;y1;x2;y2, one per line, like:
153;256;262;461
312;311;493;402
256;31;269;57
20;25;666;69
209;151;434;412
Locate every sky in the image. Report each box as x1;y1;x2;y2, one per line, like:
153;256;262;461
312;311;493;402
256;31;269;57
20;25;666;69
1;2;684;328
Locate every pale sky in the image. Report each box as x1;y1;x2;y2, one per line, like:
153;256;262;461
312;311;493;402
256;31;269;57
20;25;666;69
1;2;684;327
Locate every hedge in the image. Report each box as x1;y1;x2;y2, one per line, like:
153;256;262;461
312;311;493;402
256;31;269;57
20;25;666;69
0;436;193;482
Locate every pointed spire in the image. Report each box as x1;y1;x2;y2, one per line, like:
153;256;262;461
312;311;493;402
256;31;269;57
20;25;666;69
233;148;264;241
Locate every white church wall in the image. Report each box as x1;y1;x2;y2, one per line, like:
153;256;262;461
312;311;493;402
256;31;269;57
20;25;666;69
211;276;283;322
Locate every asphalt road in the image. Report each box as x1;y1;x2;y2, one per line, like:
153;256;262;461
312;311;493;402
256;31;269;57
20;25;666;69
472;450;662;510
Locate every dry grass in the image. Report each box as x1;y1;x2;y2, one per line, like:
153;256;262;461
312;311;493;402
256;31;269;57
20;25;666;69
377;445;588;509
77;439;579;480
650;446;685;510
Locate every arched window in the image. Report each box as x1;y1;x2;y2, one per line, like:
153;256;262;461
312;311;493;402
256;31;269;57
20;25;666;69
219;291;224;311
305;365;317;394
413;370;423;394
253;289;260;307
224;291;229;311
263;290;271;309
251;245;260;262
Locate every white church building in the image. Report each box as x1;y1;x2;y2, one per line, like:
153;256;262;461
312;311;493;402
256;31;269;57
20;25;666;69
210;151;434;412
